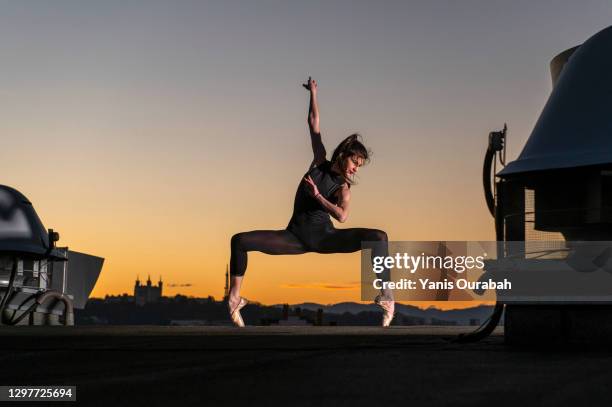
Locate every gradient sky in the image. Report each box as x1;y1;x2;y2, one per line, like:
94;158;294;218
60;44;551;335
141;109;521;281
1;1;611;308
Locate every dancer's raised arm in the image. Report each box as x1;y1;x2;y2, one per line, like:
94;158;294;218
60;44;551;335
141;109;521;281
302;76;326;168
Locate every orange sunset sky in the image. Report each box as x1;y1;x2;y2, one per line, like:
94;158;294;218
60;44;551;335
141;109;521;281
2;1;611;309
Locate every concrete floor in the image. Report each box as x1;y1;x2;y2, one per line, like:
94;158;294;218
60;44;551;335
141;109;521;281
0;325;610;406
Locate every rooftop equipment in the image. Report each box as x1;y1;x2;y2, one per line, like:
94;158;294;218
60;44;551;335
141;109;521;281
0;185;103;326
459;25;612;344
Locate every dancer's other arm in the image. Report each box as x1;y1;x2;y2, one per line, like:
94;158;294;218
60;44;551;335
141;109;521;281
302;76;326;169
303;177;351;223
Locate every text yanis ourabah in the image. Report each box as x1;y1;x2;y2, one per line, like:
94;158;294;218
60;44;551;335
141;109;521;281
371;253;511;291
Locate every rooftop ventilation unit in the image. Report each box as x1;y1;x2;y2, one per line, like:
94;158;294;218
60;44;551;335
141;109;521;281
0;185;103;326
460;25;612;344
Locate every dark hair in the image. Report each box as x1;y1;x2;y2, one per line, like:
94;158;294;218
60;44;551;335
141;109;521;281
330;133;371;186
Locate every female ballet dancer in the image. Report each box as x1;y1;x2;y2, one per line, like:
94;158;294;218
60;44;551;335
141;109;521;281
228;77;395;327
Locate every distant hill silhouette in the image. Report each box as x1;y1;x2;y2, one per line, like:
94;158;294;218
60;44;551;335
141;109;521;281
278;302;495;325
77;295;495;326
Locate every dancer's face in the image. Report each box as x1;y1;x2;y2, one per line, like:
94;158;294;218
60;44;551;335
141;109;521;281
343;155;365;179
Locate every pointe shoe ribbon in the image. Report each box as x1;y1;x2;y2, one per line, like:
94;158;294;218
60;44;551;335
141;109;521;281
374;295;395;327
228;297;248;327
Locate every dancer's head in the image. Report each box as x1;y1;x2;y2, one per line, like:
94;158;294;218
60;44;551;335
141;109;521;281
330;133;371;185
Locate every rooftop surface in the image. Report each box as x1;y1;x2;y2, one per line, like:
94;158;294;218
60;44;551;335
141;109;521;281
0;325;608;406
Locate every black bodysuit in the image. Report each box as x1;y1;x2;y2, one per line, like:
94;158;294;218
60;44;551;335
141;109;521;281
287;160;347;249
229;159;390;277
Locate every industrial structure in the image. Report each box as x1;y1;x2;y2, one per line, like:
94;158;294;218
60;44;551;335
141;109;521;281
462;25;612;344
0;185;103;326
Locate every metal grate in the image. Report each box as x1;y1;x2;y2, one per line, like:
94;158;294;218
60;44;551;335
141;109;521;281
523;189;567;259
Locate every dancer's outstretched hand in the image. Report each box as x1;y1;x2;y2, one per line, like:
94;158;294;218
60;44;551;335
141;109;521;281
303;175;320;198
302;76;317;92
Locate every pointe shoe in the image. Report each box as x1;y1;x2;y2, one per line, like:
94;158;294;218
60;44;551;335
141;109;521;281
228;297;248;327
374;295;395;327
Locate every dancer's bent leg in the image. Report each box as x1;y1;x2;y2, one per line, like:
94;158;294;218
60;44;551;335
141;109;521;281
229;229;308;313
230;229;308;277
314;227;395;326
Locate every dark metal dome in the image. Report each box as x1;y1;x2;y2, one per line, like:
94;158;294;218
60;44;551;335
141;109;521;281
499;25;612;177
0;185;66;259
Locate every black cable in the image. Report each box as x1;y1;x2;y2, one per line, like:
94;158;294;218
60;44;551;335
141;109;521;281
483;147;496;217
4;293;38;325
451;302;504;343
0;258;18;325
8;301;38;326
452;127;507;343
